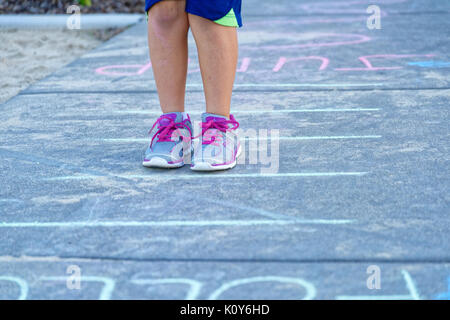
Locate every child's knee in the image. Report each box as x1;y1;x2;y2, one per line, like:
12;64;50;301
149;1;185;26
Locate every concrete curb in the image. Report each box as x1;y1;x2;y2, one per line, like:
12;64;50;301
0;14;144;29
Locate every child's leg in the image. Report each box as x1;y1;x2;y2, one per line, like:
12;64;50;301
147;0;189;113
188;14;238;118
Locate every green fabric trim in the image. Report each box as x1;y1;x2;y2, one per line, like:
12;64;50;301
214;8;239;27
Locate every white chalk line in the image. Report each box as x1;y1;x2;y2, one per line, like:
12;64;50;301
402;270;421;300
41;171;368;181
99;135;382;143
113;108;381;115
0;218;355;228
124;83;385;88
0;276;29;300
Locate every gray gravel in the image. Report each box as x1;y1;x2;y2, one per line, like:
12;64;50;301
0;0;146;14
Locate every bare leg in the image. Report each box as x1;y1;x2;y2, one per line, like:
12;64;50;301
188;14;238;118
147;0;189;113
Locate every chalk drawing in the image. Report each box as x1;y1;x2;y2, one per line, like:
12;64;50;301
0;276;28;300
131;278;202;300
402;270;420;300
336;270;421;300
38;171;368;182
94;33;373;77
100;135;382;143
95;54;441;76
96;57;251;77
225;83;384;88
273;56;330;72
335;54;436;71
0;218;355;228
112;108;381;115
208;276;316;300
41;276;115;300
408;61;450;68
95;62;152;76
237;58;251;73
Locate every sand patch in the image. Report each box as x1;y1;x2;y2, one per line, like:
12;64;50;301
0;28;107;104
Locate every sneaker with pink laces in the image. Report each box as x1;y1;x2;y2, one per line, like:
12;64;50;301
143;112;193;168
191;113;241;171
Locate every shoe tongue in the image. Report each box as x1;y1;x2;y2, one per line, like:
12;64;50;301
202;113;227;123
159;112;182;126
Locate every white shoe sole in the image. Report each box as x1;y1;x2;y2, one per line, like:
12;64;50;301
142;147;192;169
142;157;184;168
190;145;242;172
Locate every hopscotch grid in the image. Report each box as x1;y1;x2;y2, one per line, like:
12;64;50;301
3;255;450;264
0;219;355;228
99;136;382;143
17;87;450;96
41;172;369;181
112;108;381;115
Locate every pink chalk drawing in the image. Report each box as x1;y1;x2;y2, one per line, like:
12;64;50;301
96;57;251;77
273;56;330;72
241;33;371;51
95;62;152;76
335;54;436;71
237;58;251;73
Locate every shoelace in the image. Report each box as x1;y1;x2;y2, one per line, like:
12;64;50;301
196;114;239;146
149;115;191;149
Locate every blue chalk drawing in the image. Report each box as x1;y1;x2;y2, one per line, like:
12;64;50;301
208;276;316;300
435;277;450;300
131;278;202;300
408;61;450;68
0;276;29;300
402;270;420;300
41;276;115;300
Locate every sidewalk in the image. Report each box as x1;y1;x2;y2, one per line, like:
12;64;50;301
0;0;449;299
0;14;143;29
